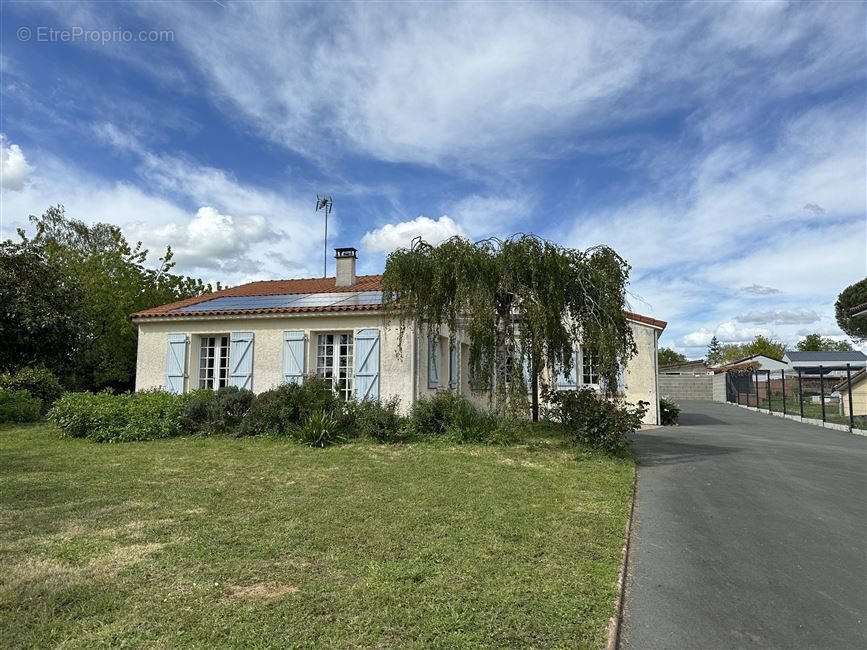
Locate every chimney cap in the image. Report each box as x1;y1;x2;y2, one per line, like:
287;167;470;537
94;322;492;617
334;247;357;258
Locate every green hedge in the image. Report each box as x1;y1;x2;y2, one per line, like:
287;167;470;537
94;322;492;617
0;388;42;423
48;382;530;446
0;367;63;414
49;390;191;442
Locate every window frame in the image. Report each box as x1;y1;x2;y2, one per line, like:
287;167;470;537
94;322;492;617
315;331;354;400
198;334;231;390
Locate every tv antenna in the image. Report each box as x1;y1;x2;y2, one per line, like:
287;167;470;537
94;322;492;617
315;195;332;278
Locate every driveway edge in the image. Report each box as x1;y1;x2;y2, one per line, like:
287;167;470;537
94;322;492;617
606;463;638;650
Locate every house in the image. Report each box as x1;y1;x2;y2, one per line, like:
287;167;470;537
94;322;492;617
781;350;867;378
720;354;788;373
834;369;867;417
131;247;668;423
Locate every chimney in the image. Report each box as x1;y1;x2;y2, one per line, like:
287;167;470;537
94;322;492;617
334;247;357;287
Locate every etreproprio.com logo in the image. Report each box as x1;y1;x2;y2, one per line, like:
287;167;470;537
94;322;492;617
17;26;175;45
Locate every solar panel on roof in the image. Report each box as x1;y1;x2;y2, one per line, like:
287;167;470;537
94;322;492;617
171;291;383;313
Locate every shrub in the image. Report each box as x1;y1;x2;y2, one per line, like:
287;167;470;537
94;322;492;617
212;386;255;430
49;390;190;442
344;397;409;443
49;391;130;442
183;389;216;433
120;390;190;441
549;388;647;454
409;392;515;444
239;376;342;437
295;409;345;447
0;388;42;423
0;367;63;413
660;397;681;425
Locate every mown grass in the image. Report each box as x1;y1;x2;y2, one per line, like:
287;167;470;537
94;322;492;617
757;396;867;430
0;423;633;648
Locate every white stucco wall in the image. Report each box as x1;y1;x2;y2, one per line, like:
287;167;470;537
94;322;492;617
135;312;416;411
134;314;660;422
622;321;661;424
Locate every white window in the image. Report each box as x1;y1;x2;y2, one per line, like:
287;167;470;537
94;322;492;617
582;350;599;386
316;333;354;400
199;335;230;389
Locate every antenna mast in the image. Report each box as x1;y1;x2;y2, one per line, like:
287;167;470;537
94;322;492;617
315;195;332;278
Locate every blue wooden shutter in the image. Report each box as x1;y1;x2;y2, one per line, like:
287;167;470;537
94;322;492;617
449;338;458;389
354;328;380;401
165;333;188;394
616;362;626;394
283;330;306;384
229;332;254;390
428;333;440;388
556;347;578;390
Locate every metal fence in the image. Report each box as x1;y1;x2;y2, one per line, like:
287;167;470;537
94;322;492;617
725;364;865;431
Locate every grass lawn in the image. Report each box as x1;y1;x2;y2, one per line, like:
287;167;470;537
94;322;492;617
0;423;633;648
757;396;867;430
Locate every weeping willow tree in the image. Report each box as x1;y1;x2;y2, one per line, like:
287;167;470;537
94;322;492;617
381;235;637;419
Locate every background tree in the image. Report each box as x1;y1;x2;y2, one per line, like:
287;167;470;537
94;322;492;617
658;347;687;367
0;237;83;384
718;335;786;364
796;333;854;352
835;278;867;341
2;205;217;390
381;235;637;420
706;336;723;366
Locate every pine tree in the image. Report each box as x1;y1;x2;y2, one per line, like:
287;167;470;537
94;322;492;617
706;336;723;366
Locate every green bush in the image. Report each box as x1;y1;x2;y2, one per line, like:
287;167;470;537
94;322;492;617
0;388;42;423
49;390;190;442
49;391;130;441
408;392;517;444
660;397;681;425
212;386;255;430
344;397;410;443
120;390;190;441
239;376;342;437
549;388;646;454
0;367;63;413
293;409;353;447
183;389;217;433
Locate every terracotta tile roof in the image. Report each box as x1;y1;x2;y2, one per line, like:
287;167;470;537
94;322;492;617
131;273;667;331
131;275;384;318
623;311;667;330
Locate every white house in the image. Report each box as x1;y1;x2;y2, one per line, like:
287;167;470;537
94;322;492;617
781;350;867;378
132;248;667;423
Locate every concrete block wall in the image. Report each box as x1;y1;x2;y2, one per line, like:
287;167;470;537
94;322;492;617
712;373;727;402
657;374;713;401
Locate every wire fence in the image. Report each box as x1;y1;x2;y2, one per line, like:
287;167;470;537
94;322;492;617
725;364;866;431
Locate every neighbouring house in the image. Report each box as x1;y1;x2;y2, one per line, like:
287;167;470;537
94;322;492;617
781;350;867;378
660;359;712;375
720;354;788;372
131;247;667;423
834;369;867;417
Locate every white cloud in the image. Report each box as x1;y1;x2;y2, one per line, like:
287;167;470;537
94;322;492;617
0;134;34;191
84;1;857;170
361;216;465;254
736;309;821;325
679;321;771;348
741;284;782;296
0;140;324;285
442;195;530;239
129;207;272;270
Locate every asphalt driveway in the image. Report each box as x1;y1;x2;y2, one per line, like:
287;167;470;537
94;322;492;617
621;401;867;649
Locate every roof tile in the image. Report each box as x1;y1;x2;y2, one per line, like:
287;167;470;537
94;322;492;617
132;274;666;330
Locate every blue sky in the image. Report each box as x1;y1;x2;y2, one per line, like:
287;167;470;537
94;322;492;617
1;1;865;356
